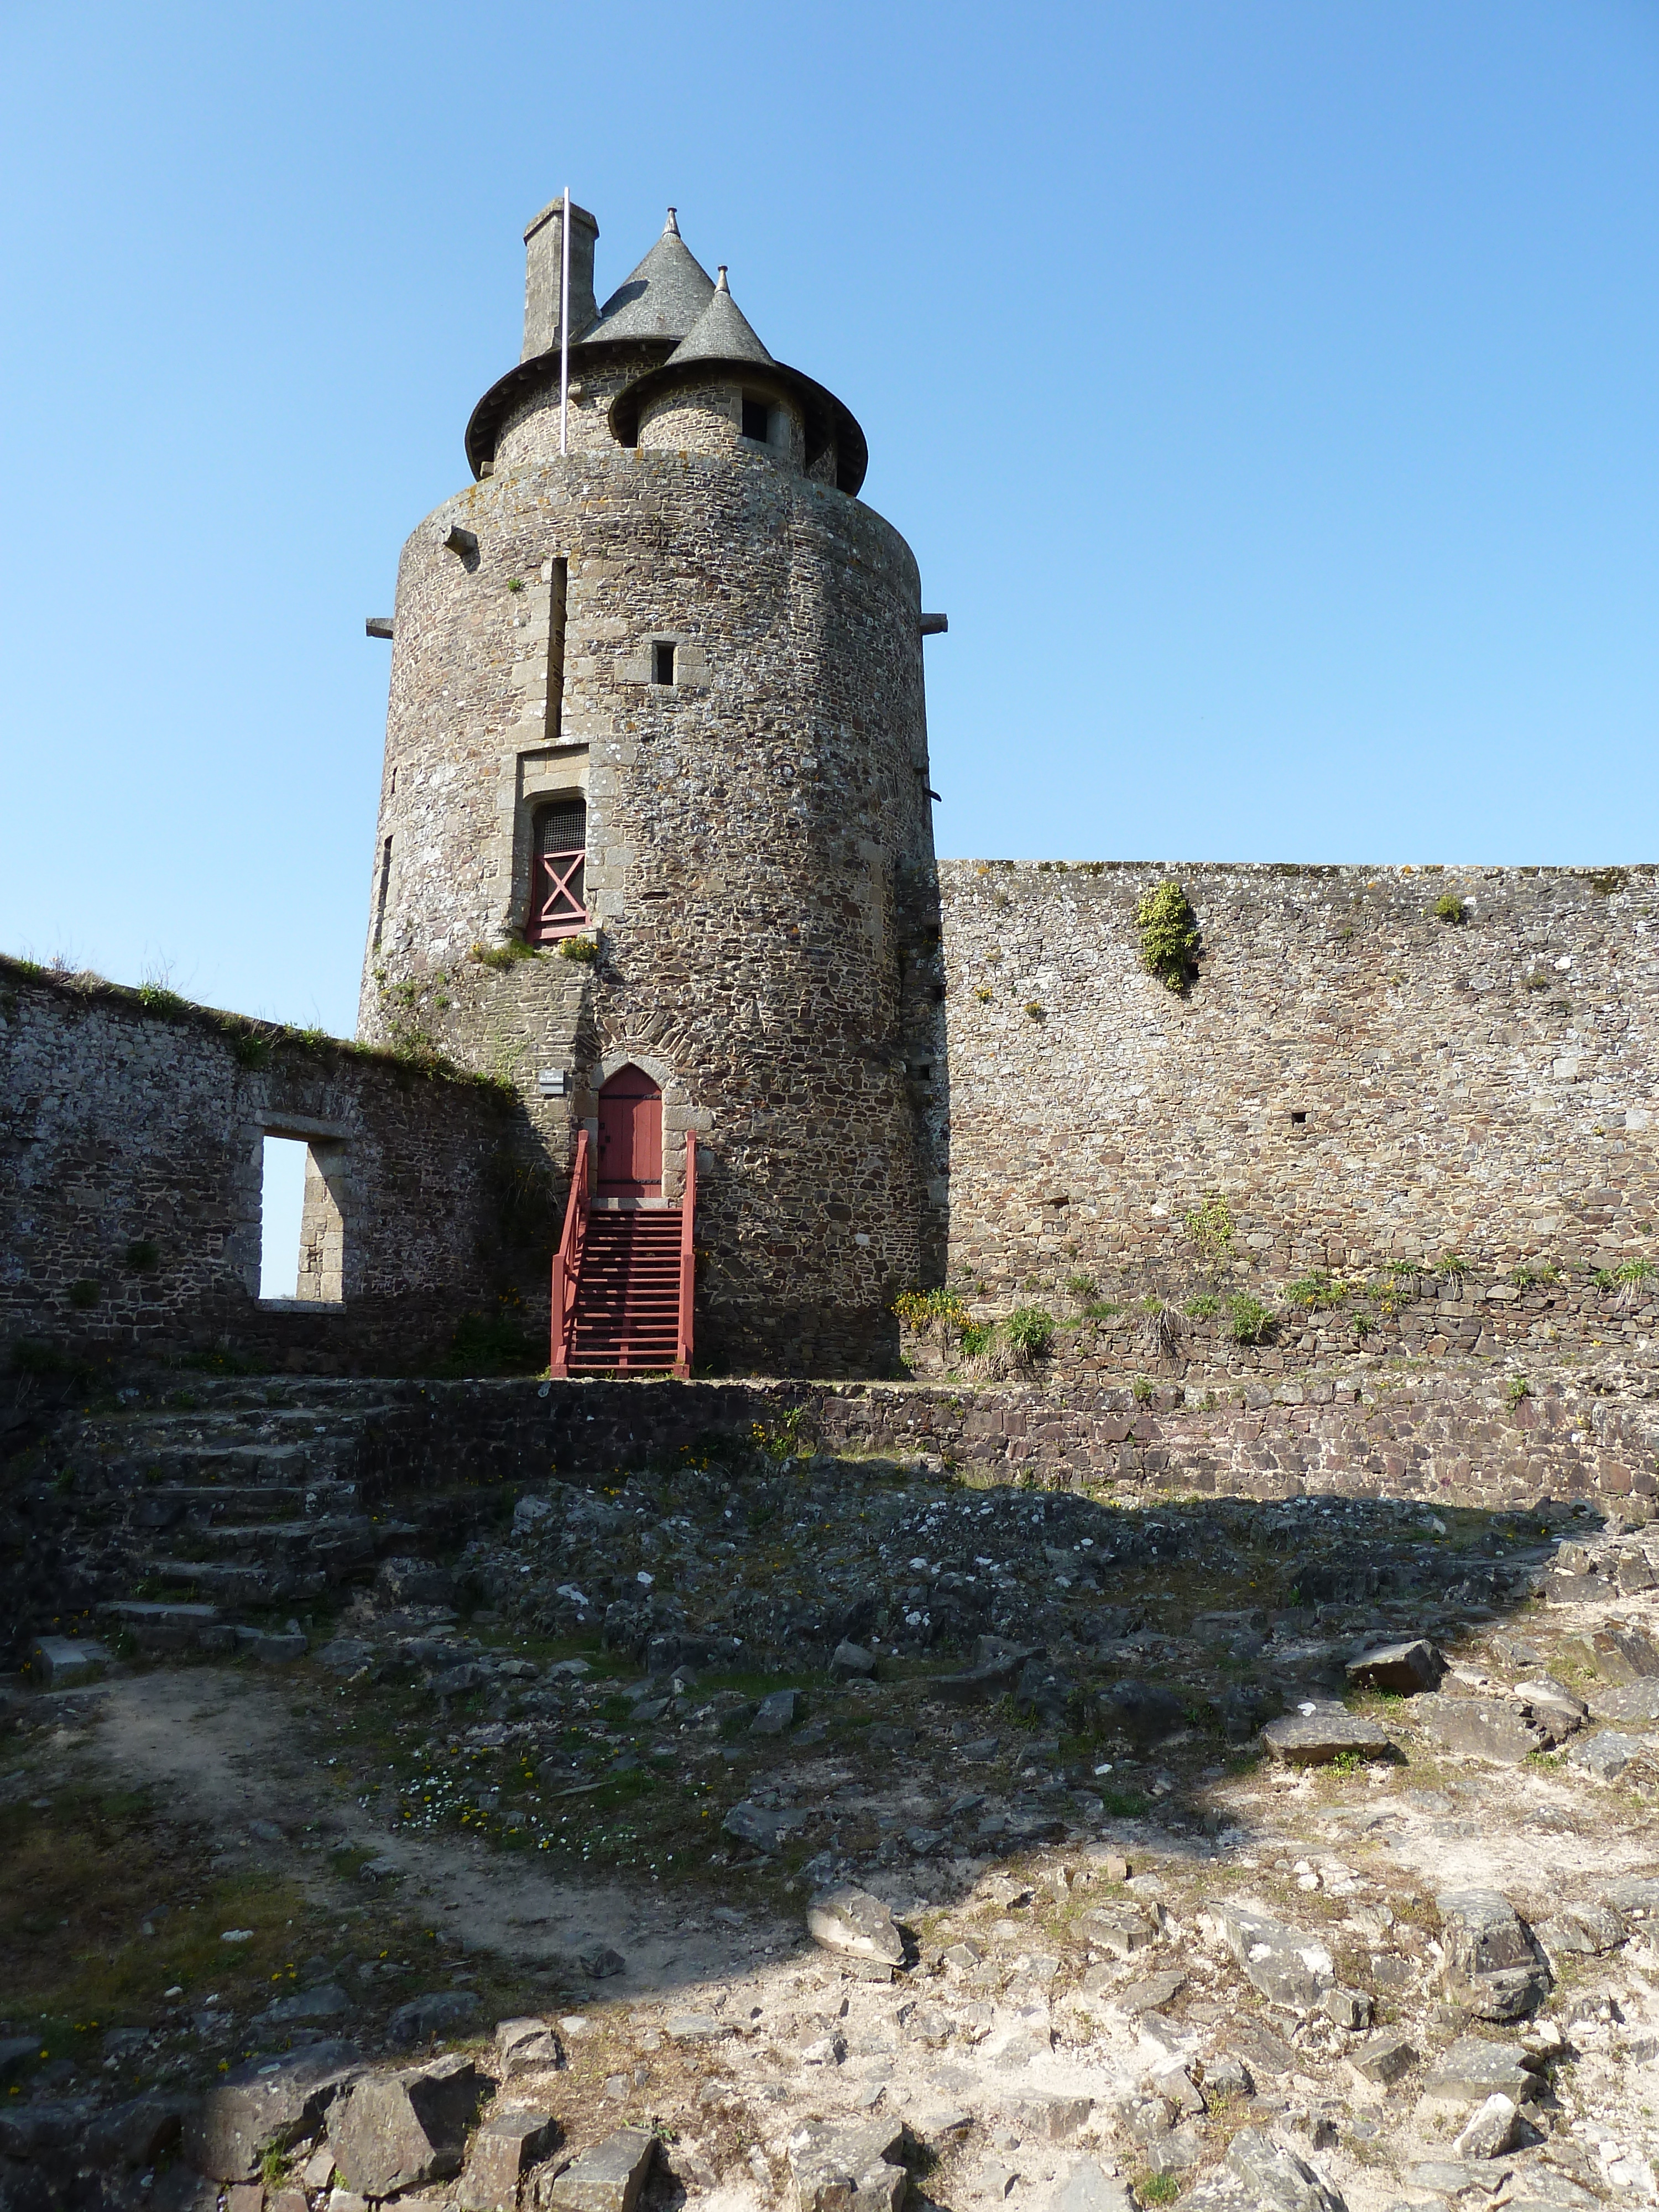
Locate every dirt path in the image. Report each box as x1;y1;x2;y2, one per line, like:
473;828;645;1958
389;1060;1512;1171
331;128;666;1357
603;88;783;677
78;1667;786;2003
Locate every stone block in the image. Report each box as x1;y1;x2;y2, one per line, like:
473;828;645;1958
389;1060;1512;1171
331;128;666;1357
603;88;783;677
749;1688;800;1734
1436;1892;1551;2021
807;1886;906;1965
458;2110;559;2210
1567;1729;1643;1780
544;2127;656;2212
1421;2036;1537;2106
1260;1705;1392;1766
1417;1694;1550;1764
184;2042;361;2182
786;2117;907;2212
1215;1901;1334;2010
30;1636;112;1686
328;2055;486;2200
1050;2158;1133;2212
1345;1638;1443;1693
1345;2031;1416;2088
1452;2094;1518;2159
496;2018;565;2078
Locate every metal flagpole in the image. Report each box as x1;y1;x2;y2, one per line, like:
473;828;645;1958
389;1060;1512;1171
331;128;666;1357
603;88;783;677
559;186;571;457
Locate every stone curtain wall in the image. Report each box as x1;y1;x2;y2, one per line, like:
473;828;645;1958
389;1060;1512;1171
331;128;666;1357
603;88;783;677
0;964;526;1369
936;862;1659;1301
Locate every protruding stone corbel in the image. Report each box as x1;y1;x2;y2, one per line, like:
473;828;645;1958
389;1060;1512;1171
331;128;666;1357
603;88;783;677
920;612;948;636
439;525;479;561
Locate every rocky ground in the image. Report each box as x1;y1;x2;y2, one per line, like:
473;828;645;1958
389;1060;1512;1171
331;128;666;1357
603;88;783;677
7;1393;1659;2212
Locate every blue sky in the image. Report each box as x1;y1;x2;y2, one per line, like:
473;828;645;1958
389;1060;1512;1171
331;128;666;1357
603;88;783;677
3;0;1657;1042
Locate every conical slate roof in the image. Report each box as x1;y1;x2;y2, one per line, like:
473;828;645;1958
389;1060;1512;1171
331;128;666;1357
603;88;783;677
582;208;716;343
667;267;774;367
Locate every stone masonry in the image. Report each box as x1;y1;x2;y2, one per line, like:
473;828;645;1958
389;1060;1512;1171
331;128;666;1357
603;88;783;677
358;204;944;1375
937;860;1659;1297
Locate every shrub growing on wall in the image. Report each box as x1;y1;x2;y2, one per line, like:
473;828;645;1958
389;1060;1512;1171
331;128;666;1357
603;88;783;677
1136;881;1201;993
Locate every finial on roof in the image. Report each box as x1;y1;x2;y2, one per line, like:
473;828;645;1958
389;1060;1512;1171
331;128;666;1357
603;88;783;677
716;266;730;291
665;208;681;236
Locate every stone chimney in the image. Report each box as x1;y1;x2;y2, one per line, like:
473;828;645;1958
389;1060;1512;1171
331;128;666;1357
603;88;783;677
521;197;599;361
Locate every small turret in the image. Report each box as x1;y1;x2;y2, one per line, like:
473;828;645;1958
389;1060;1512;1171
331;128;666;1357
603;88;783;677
667;267;774;366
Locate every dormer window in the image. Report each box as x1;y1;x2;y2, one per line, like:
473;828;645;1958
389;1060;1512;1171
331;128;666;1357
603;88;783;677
740;395;771;443
653;640;676;685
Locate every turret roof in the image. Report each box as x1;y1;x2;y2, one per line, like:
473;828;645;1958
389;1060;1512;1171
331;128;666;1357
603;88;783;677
580;208;716;344
667;267;774;367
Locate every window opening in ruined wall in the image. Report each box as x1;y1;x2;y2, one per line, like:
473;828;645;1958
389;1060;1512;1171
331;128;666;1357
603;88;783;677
260;1134;347;1303
740;394;771;442
526;797;588;943
653;640;676;686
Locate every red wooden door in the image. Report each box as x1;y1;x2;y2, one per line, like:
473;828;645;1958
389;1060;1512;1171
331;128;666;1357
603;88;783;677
597;1067;662;1197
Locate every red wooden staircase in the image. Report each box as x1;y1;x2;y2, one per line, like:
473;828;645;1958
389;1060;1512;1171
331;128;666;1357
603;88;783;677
549;1130;696;1379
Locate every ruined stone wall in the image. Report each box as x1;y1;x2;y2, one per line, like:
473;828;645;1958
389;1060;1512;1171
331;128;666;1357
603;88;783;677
0;963;530;1368
109;1359;1659;1519
936;862;1659;1310
358;440;944;1374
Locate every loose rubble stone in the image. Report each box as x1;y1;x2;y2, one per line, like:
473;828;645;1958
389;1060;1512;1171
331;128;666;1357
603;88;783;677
750;1688;801;1734
1260;1706;1392;1766
328;2055;485;2199
1605;1874;1659;1926
1081;1904;1159;1958
1346;2031;1416;2087
185;2042;361;2182
457;2110;559;2211
1577;1626;1659;1682
723;1801;803;1851
1417;1695;1551;1764
1102;1680;1188;1746
544;2127;657;2212
1051;2159;1134;2212
1422;2037;1538;2107
263;1983;350;2026
665;2013;731;2042
831;1641;877;1678
580;1947;627;1980
787;2117;908;2212
1452;2094;1520;2159
1407;2162;1509;2198
1216;1902;1335;2009
1594;1681;1659;1726
1186;2127;1347;2212
496;2018;565;2077
1567;1729;1643;1780
1536;1901;1625;1957
935;1648;1039;1704
388;1990;481;2044
807;1887;907;1965
1436;1892;1551;2021
1345;1639;1444;1694
1510;1679;1586;1743
1109;1969;1188;2016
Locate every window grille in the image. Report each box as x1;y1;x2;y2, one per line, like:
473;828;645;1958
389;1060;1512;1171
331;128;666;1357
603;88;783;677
526;798;588;942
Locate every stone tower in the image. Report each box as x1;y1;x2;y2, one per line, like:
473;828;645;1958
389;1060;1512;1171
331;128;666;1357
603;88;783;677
357;200;946;1374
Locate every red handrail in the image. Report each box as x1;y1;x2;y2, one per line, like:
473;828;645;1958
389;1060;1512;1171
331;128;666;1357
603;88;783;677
675;1132;696;1380
548;1126;591;1379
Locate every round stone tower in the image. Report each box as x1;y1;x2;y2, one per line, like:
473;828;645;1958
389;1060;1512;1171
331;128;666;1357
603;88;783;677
357;200;947;1375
